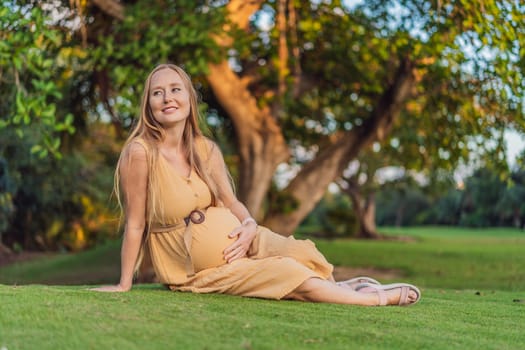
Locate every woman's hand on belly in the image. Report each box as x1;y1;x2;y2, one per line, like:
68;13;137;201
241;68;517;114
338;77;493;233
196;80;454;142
223;220;257;263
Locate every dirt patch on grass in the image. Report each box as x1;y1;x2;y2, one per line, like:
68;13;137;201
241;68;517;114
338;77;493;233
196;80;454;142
0;251;55;268
1;250;405;285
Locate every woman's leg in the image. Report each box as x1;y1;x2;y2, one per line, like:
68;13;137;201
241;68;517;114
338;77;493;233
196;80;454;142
285;277;419;306
249;228;334;280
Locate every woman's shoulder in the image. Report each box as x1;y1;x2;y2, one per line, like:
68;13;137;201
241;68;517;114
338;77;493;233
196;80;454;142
196;135;216;149
195;136;219;159
123;138;151;160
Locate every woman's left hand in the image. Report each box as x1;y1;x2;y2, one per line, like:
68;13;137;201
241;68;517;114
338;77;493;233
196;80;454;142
224;221;257;263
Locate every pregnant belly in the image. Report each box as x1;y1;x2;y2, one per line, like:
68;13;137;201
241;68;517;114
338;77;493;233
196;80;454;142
190;207;241;272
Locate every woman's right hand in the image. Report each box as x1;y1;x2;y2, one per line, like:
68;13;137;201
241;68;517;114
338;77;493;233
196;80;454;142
90;284;130;292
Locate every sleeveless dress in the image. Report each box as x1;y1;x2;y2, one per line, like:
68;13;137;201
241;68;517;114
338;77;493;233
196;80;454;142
136;138;333;300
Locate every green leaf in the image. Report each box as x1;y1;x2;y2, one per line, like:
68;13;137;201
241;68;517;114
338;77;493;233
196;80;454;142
13;114;22;124
30;144;43;154
38;148;49;159
15;92;26;115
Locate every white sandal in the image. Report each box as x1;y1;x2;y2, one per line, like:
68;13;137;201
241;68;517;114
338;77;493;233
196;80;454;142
356;282;421;306
336;276;381;290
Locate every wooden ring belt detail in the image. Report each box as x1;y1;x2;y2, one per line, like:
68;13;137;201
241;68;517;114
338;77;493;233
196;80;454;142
150;209;207;278
184;209;205;225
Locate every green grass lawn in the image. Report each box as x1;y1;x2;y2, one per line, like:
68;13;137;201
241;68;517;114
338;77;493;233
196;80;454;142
0;240;121;285
315;226;525;291
1;226;524;349
0;285;523;350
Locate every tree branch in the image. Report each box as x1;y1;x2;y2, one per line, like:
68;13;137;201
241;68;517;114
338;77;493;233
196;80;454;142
91;0;124;20
263;56;416;233
287;0;302;98
277;0;288;99
226;0;265;30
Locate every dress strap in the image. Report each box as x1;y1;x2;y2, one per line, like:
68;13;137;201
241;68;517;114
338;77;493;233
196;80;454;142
182;224;195;277
150;221;186;233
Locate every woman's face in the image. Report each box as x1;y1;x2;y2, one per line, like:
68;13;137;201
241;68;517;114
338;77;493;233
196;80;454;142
148;68;191;127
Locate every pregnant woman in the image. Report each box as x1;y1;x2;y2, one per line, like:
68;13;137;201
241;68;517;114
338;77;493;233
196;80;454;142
92;64;421;307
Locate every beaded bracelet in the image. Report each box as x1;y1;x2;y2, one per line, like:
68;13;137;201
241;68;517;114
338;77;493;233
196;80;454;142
242;217;257;226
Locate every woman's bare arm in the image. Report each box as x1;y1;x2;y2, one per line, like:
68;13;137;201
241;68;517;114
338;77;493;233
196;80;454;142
206;140;257;263
91;142;148;292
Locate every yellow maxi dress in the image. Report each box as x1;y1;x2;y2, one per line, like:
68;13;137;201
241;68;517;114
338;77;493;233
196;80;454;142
136;138;333;300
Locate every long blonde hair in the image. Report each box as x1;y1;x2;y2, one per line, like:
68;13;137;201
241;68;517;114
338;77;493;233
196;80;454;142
114;63;220;272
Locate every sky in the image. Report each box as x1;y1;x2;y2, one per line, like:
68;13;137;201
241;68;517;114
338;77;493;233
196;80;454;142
505;129;525;167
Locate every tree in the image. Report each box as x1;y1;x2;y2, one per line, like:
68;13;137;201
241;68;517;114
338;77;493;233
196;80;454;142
495;169;525;228
336;154;387;239
5;0;524;238
1;3;78;250
203;0;525;234
420;188;463;226
0;3;76;157
0;121;120;251
461;166;520;227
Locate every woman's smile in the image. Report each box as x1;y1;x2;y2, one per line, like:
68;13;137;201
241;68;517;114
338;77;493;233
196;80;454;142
162;106;178;113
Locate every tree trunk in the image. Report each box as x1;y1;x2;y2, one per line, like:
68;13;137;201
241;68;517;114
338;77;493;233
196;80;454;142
513;208;521;228
360;194;378;238
206;62;289;218
347;190;380;239
206;0;290;218
264;57;416;235
395;204;405;227
91;0;124;20
0;242;12;255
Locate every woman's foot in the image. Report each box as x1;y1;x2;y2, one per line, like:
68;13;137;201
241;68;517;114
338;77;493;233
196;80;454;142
356;282;421;306
336;276;381;290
